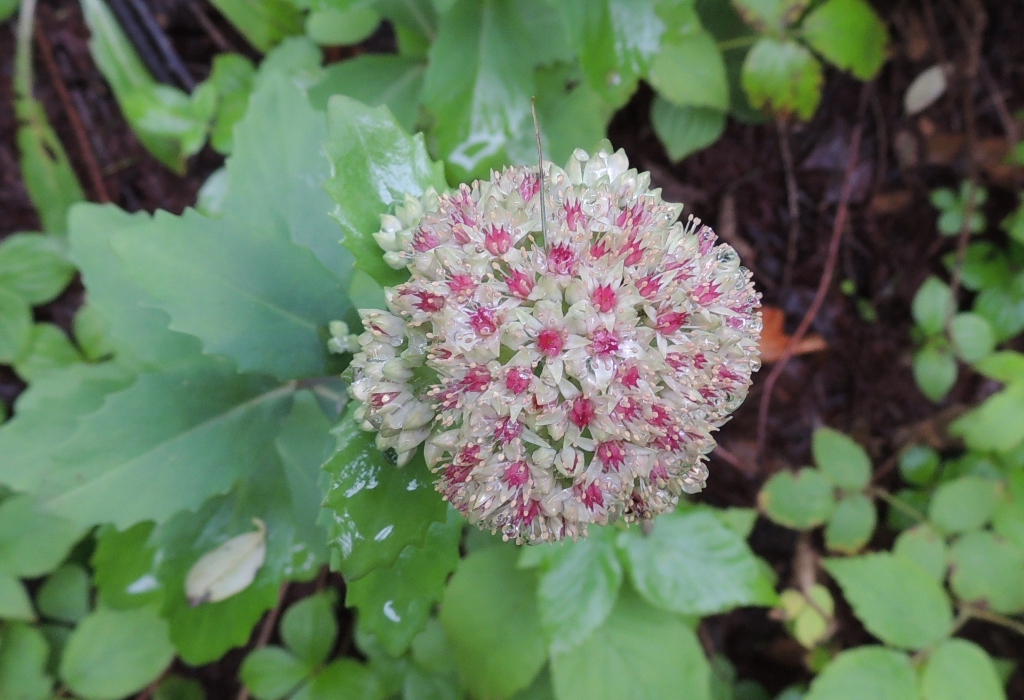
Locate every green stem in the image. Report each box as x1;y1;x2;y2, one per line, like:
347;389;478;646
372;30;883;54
869;487;928;523
963;605;1024;638
14;0;37;100
717;35;758;52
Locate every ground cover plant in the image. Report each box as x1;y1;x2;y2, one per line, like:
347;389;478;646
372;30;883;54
1;0;1023;699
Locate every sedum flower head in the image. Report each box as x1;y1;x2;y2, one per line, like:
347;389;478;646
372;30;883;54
348;146;761;544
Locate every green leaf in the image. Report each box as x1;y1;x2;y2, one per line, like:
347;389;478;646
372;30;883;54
928;476;1000;534
552;0;664;105
306;6;381;45
617;509;776;615
346;512;462;656
309;55;425;132
154;676;206;700
0;362;134;492
731;0;809;32
322;413;448;580
550;588;711;700
0;494;82;577
921;639;1006;700
975;351;1024;384
323;94;446;289
60;604;175;700
0;574;35;620
92;522;162;610
758;468;836;529
898;445;939;486
33;359;293;529
949;312;995;363
651;98;726;162
976;285;1024;342
913;345;958;403
536;525;623;653
440;545;546;699
800;0;887;79
241;647;311;700
912;276;954;336
207;0;304;52
0;287;32;364
533;61;617;168
812;427;871;491
421;0;566;180
649;29;729;111
0;623;53;700
741;37;822;120
823;553;953;649
207;53;257;154
0;233;75;305
824;494;876;554
892;525;947;582
805;647;917;700
293;658;384;700
950;384;1024;452
37;564;91;624
281;591;339;669
13;323;84;383
949;531;1024;614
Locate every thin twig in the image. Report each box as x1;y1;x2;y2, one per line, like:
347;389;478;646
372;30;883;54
125;0;195;89
869;486;927;523
235;583;289;700
189;2;235;53
33;17;111;202
963;605;1024;638
778;117;801;290
756;90;870;461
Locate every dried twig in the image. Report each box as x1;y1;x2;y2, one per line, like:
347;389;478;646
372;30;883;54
756;90;870;461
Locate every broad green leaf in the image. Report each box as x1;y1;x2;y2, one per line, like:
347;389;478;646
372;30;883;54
37;564;91;624
322;413;448;580
0;494;82;577
976;285;1024;343
801;0;888;80
346;513;462;656
69;205;204;369
0;623;52;700
309;55;425;132
710;506;759;539
207;53;256;154
421;0;567;180
731;0;809;32
824;494;875;554
281;591;339;669
892;525;947;582
155;676;206;700
92;522;162;610
975;351;1024;384
0;233;75;304
898;445;939;486
949;531;1024;614
823;553;953;649
651;99;726;162
0;362;134;492
534;61;617;168
33;359;293;529
949;312;995;363
550;588;711;700
306;6;381;45
153;392;334;664
741;37;822;120
921;639;1006;700
0;287;32;363
617;509;776;615
536;525;623;653
812;427;871;491
950;384;1024;452
241;647;310;700
649;29;729;111
553;0;665;105
758;468;836;529
223;71;353;282
13;323;84;383
207;0;304;52
928;476;1000;534
292;658;384;700
323;94;446;289
60;604;175;700
805;647;917;700
912;277;954;336
913;345;957;403
440;545;546;699
0;574;35;620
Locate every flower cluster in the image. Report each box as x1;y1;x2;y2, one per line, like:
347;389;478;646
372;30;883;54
348;146;761;543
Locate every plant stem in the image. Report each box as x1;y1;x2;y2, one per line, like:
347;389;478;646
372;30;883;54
963;605;1024;638
717;36;757;52
869;487;928;523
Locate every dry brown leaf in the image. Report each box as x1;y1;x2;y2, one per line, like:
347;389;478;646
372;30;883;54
759;306;828;364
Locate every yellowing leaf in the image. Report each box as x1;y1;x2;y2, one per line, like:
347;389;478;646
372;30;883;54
185;518;267;606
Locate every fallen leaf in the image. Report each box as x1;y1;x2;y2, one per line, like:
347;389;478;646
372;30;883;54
185;518;267;606
904;65;948;116
759;306;828;364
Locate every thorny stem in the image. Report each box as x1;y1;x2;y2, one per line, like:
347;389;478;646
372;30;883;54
869;487;927;524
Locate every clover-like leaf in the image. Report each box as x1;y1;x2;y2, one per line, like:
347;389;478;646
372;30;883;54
824;494;876;554
812;427;871;491
949;531;1024;614
759;468;836;529
928;476;1001;534
801;0;888;80
741;37;822;120
921;639;1006;700
805;647;917;700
